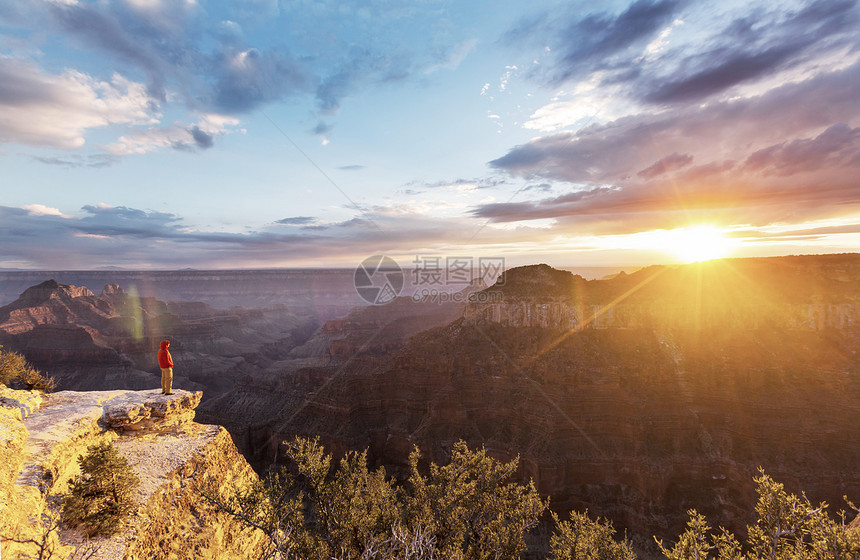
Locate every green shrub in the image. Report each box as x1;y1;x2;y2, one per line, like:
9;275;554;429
202;437;548;559
0;345;55;391
550;510;636;560
63;442;141;537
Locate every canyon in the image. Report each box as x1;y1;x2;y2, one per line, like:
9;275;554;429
2;253;860;555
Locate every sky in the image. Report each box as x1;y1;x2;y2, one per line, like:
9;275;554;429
1;0;859;270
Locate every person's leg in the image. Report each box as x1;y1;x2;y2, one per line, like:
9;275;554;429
161;367;169;394
164;367;173;394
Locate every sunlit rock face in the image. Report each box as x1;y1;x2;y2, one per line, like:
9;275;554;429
248;254;860;550
0;388;264;560
464;257;860;331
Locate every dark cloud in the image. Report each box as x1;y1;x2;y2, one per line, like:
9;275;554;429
637;153;693;178
492;60;860;182
484;60;860;232
315;46;411;113
32;154;119;168
405;177;510;190
313;121;333;135
76;205;182;238
472;187;618;223
189;126;214;149
504;0;683;85
522;183;554;193
275;216;317;225
212;48;311;113
743;124;860;176
509;0;860;108
645;43;810;104
642;0;859;105
46;1;171;103
555;0;683;83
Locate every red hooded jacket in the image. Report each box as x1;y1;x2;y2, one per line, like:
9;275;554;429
158;340;173;369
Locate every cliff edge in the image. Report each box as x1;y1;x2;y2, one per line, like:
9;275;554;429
0;387;264;559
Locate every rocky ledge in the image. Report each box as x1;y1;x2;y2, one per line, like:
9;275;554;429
0;388;264;560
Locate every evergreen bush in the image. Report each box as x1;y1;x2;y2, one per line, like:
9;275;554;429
63;442;141;537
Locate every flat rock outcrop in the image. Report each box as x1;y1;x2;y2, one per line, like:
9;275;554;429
0;388;264;560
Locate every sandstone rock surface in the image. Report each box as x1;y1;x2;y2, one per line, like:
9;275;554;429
0;388;263;560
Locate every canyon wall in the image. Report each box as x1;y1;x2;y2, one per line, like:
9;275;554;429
245;256;860;553
463;300;860;330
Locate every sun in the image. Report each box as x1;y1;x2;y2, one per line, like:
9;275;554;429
663;225;735;263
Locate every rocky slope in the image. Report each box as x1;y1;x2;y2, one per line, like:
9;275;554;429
246;254;860;551
0;280;317;406
201;289;473;452
0;278;476;460
0;387;264;560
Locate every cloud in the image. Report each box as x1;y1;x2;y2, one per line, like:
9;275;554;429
0;58;157;148
20;204;68;217
484;58;860;232
102;114;239;156
338;165;366;171
77;204;183;238
522;183;553;193
275;216;317;225
1;0;490;161
315;46;411;113
424;38;478;74
743;123;860;176
642;1;859;105
189;126;214;149
44;0;184;103
313;121;333;135
637;152;693;178
406;177;510;191
0;200;582;269
508;0;860;127
212;48;310;112
32;154;119;168
505;0;683;85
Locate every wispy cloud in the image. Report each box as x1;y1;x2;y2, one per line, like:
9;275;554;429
102;114;239;156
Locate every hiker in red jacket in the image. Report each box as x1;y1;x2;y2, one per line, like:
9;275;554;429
158;340;174;395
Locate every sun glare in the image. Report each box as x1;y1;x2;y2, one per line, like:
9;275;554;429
664;225;735;263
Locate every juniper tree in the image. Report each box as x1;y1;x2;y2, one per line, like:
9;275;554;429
63;442;140;537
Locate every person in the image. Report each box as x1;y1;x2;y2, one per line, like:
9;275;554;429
158;340;174;395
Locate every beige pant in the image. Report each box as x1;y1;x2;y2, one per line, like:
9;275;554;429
160;367;173;394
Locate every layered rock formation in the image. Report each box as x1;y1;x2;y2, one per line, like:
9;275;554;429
0;387;264;559
202;290;471;449
246;254;860;552
0;269;365;312
466;257;860;330
0;280;317;407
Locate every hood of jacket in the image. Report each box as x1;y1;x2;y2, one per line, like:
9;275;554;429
160;340;170;350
